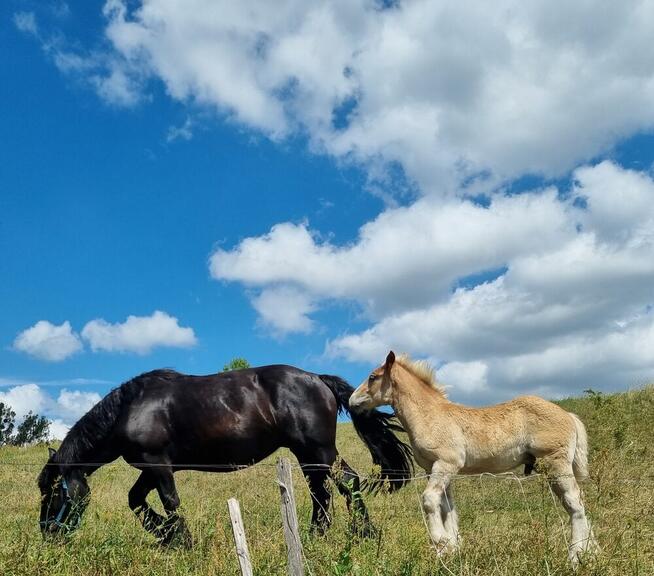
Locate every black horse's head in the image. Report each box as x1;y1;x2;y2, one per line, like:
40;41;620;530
37;448;90;536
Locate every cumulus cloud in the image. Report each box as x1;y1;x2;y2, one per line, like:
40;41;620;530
48;420;71;441
251;286;316;335
81;310;197;354
76;1;654;190
22;3;654;399
0;384;48;418
437;361;489;395
0;383;101;440
20;2;654;188
211;189;573;314
13;321;83;362
56;389;102;421
12;313;197;360
217;161;654;398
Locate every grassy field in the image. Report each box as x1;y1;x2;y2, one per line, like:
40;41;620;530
1;386;652;575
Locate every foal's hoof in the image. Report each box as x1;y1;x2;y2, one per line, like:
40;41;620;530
431;541;457;557
568;542;600;569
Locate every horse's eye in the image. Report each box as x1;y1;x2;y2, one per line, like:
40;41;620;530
368;374;376;382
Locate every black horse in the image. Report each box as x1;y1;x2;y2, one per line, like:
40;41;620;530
38;365;412;545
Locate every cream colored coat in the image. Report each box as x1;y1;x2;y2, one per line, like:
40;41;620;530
350;351;599;566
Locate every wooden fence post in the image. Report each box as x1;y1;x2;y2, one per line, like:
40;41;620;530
228;498;254;576
277;457;305;576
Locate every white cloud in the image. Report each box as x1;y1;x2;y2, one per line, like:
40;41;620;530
56;389;102;421
0;384;48;418
90;1;654;190
251;286;316;335
89;59;142;107
81;310;197;354
0;383;101;440
437;361;489;395
13;321;83;362
21;3;654;399
218;161;654;398
211;188;572;315
48;420;70;441
22;2;654;188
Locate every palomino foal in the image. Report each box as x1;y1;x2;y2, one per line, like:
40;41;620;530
350;351;599;566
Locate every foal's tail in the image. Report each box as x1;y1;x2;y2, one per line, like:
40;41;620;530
569;413;589;481
319;374;413;491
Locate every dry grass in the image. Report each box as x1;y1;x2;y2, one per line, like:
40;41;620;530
1;386;653;575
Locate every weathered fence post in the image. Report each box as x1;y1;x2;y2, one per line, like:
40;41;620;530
228;498;254;576
277;457;305;576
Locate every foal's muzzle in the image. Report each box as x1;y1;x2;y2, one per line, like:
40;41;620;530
349;392;372;412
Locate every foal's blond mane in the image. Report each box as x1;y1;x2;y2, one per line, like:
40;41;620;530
395;354;447;397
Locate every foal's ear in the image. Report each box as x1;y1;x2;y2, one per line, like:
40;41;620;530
385;350;396;367
48;447;57;459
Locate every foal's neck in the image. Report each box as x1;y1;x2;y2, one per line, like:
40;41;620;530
392;371;447;427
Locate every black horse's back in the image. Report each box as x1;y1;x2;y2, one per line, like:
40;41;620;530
112;365;341;469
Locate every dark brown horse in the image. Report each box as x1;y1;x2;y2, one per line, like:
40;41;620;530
38;365;412;545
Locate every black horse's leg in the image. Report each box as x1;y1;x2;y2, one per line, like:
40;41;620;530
333;456;376;538
303;464;332;535
128;470;168;538
294;447;334;535
151;467;192;548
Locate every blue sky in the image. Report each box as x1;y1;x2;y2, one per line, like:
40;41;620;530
1;12;375;366
2;1;654;435
1;1;390;431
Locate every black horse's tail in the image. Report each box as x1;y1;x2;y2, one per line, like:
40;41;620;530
319;374;413;491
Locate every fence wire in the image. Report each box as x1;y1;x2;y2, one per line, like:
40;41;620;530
1;455;653;576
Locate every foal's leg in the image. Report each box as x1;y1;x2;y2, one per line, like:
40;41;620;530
128;470;168;538
332;455;376;538
151;467;192;548
548;463;597;566
422;461;458;554
440;484;459;547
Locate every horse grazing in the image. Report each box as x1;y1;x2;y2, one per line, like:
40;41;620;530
349;351;599;566
38;365;412;545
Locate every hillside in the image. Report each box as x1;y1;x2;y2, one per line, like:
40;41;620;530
0;386;652;575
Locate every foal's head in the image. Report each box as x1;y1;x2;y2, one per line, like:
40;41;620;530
349;351;397;411
37;448;89;537
350;351;445;412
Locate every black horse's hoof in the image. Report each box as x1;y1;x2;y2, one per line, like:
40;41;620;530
161;530;193;549
160;516;193;549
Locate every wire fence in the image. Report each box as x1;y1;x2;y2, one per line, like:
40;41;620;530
2;457;654;483
1;454;653;575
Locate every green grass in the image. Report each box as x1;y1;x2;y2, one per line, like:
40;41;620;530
1;386;653;575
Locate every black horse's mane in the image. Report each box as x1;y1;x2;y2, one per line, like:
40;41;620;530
55;370;177;464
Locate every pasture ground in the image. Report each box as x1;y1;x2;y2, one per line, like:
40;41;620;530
0;386;652;575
